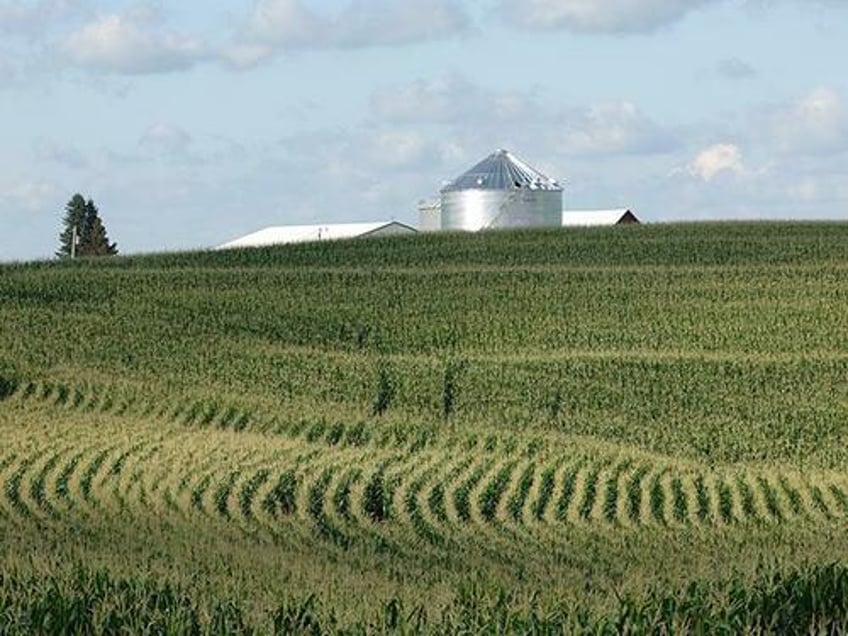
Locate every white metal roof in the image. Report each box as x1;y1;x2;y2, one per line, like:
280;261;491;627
561;209;638;226
217;221;415;249
441;149;562;193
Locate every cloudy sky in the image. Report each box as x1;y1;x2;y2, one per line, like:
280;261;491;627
2;0;848;261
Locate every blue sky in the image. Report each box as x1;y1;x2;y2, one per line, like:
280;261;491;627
2;0;848;261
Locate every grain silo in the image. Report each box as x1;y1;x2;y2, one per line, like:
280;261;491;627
418;199;442;232
440;149;563;231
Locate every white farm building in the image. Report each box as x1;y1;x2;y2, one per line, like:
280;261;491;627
562;209;640;227
217;221;417;249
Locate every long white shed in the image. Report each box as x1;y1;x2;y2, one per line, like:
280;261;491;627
562;209;640;226
218;221;417;249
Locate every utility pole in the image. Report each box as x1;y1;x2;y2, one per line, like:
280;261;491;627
71;225;78;259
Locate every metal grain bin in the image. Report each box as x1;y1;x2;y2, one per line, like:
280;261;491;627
418;199;442;232
440;149;563;232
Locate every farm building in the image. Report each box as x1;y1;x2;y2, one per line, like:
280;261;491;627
418;150;644;232
562;209;640;227
436;149;563;232
217;221;417;249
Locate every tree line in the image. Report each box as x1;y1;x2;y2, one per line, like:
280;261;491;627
57;194;118;258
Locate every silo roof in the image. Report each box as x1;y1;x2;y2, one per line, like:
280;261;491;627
441;149;562;193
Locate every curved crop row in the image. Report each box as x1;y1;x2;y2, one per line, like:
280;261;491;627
3;413;848;571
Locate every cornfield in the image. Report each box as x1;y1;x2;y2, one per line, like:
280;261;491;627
1;222;848;631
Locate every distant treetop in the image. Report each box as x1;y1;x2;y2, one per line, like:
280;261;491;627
57;194;118;258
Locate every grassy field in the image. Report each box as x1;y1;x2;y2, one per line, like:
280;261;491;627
2;222;848;632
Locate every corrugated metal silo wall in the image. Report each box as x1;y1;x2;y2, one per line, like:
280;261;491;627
441;189;562;231
419;206;442;232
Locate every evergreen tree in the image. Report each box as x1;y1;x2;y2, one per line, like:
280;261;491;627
79;199;118;256
56;194;87;258
56;195;118;258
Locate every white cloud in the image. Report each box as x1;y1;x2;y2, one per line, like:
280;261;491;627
332;0;470;47
368;131;432;167
0;1;87;82
371;75;680;159
507;0;715;33
370;75;539;124
0;0;84;35
507;1;848;34
364;130;451;169
767;88;848;155
0;4;38;34
243;0;324;48
280;125;459;175
687;143;746;181
372;76;677;158
63;11;208;74
0;177;59;211
139;123;192;156
371;77;460;122
220;43;275;69
240;0;469;55
561;101;679;155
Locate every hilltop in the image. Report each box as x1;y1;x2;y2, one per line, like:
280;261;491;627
3;222;848;464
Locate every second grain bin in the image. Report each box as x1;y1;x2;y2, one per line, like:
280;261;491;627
440;149;563;232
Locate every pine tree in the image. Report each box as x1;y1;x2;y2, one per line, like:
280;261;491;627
56;195;118;258
56;194;87;258
79;199;118;256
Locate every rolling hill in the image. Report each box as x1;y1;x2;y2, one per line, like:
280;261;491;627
2;222;848;632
